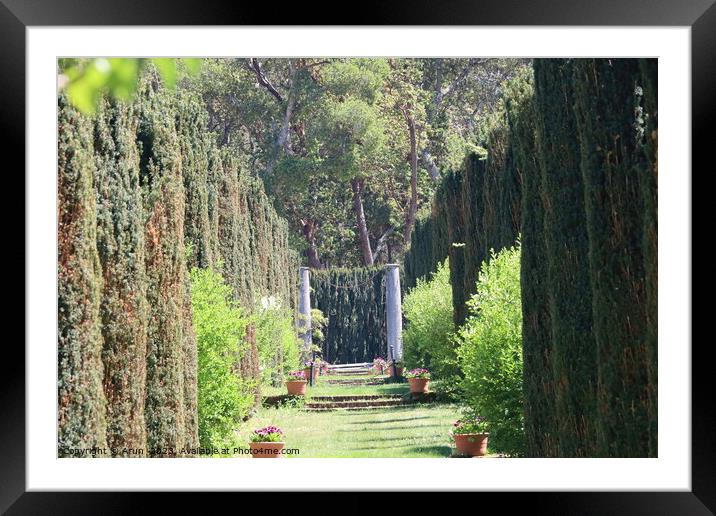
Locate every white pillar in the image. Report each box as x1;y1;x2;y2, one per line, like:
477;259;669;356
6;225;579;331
298;267;312;354
385;264;403;362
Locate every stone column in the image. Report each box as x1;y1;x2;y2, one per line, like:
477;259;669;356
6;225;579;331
385;263;403;362
298;267;312;354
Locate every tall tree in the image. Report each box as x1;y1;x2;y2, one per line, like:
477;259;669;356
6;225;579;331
309;59;390;266
187;57;528;267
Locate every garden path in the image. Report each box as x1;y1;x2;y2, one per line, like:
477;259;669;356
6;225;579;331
237;370;468;458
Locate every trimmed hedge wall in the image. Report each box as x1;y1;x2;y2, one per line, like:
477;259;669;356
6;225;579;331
57;70;299;457
521;59;658;457
58;97;108;453
571;58;658;457
403;105;523;327
310;268;386;364
405;59;657;457
532;59;599;457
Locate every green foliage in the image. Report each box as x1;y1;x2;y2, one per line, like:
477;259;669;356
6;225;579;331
508;69;558;457
402;259;458;381
57;96;108;454
571;58;658;457
532;59;598;457
253;296;302;386
311;267;386;363
314;96;386;180
402;67;529;326
60;58;201;114
93;96;149;453
249;426;284;443
519;58;658;457
456;243;524;456
136;75;196;454
322;58;390;103
57;66;300;456
451;411;489;435
190;267;255;450
309;308;328;346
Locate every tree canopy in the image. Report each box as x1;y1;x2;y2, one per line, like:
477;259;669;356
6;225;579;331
59;57;529;268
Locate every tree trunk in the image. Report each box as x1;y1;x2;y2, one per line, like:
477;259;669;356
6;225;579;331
351;177;374;266
403;112;419;244
301;219;322;268
250;58;296;174
276;60;297;154
417;58;443;182
420;148;441;181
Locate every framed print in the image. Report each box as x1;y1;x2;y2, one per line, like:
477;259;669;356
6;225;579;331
4;0;711;512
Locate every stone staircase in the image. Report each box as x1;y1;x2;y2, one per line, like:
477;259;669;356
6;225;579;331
324;376;387;385
304;394;409;412
325;362;374;376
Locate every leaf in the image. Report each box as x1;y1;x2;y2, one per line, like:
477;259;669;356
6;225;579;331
151;58;178;89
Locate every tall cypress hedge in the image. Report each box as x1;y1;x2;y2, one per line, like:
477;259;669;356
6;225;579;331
93;98;149;454
58;97;108;454
507;73;559;457
532;59;598;457
177;90;218;270
136;77;194;455
639;59;658;456
404;60;657;457
57;68;299;456
311;267;386;363
443;171;467;324
571;58;658;457
403;77;524;327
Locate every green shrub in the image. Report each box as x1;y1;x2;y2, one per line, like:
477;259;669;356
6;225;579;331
190;267;255;449
456;242;524;456
253;296;302;386
402;259;458;382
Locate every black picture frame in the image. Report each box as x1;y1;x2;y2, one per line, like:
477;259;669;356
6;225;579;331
4;0;709;512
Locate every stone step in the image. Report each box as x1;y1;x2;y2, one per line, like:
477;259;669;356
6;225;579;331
326;370;373;376
305;399;409;410
310;394;403;401
326;362;373;369
325;378;387;385
304;406;405;412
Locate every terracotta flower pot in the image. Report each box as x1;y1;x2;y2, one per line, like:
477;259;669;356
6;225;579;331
286;380;307;395
408;377;430;393
454;433;489;457
249;441;285;458
388;366;403;377
304;367;318;380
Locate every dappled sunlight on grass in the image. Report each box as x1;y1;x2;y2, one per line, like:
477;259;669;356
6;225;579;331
235;403;461;458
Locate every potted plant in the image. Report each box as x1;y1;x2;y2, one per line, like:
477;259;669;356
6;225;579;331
303;361;318;381
320;361;331;375
452;414;489;457
404;368;431;393
249;425;285;458
313;357;322;376
372;357;387;375
285;370;307;395
387;360;404;378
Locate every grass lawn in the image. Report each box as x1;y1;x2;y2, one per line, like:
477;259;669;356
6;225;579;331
235;403;462;458
232;373;471;458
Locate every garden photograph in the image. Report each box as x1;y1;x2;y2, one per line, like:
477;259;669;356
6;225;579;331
57;56;657;460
